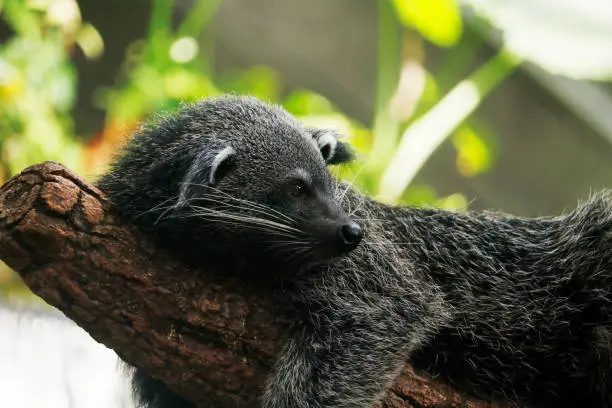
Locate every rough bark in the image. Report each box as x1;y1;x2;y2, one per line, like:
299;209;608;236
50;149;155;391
0;162;506;408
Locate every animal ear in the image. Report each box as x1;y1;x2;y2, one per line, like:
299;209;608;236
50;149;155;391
177;141;236;205
309;129;355;165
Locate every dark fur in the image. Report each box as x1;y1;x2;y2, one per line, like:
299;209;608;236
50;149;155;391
97;95;612;408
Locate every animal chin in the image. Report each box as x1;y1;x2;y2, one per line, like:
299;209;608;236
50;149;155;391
271;244;336;270
313;242;358;262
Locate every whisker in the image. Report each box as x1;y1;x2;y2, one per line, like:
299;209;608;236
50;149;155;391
134;197;177;220
265;239;310;245
265;242;313;253
354;217;387;221
344;189;367;219
189;194;296;226
183;183;302;224
154;202;182;225
183;206;304;235
172;214;300;241
208;188;300;223
283;246;313;265
344;161;368;185
192;207;302;233
364;242;417;247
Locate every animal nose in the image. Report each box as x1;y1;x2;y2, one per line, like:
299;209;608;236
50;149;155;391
338;222;363;248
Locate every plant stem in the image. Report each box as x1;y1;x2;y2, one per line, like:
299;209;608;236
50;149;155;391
145;0;176;65
377;47;522;203
367;0;402;174
176;0;222;38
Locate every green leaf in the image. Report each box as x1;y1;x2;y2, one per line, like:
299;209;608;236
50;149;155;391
283;89;334;115
163;68;217;99
451;124;492;177
434;193;468;210
367;0;401;175
401;184;439;206
392;0;463;47
218;66;281;101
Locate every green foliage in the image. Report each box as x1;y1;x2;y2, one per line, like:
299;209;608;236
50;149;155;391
391;0;463;47
357;0;527;205
377;47;520;203
1;0;607;296
0;0;515;206
451;121;495;177
99;0;223;124
0;0;83;178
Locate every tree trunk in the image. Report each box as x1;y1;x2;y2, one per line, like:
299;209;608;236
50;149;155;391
0;162;506;408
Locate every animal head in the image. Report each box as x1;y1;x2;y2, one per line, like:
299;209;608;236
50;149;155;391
99;95;362;269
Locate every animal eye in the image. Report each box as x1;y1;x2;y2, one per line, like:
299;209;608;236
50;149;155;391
289;181;307;198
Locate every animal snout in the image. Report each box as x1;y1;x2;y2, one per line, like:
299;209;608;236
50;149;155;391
338;221;363;249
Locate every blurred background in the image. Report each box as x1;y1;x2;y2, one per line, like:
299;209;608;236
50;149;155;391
0;0;611;298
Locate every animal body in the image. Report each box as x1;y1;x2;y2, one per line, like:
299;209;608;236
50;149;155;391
11;95;612;408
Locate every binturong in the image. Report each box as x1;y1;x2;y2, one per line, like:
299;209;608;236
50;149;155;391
98;96;361;275
97;95;612;408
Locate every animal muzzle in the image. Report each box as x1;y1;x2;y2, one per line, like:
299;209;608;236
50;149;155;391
338;221;363;251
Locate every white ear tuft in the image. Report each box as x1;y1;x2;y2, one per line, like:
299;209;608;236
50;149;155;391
315;131;338;162
177;142;236;206
209;146;236;185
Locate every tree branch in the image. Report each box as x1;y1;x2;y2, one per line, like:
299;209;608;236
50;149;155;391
0;162;506;408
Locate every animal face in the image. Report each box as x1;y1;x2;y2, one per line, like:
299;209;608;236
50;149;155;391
151;96;362;267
